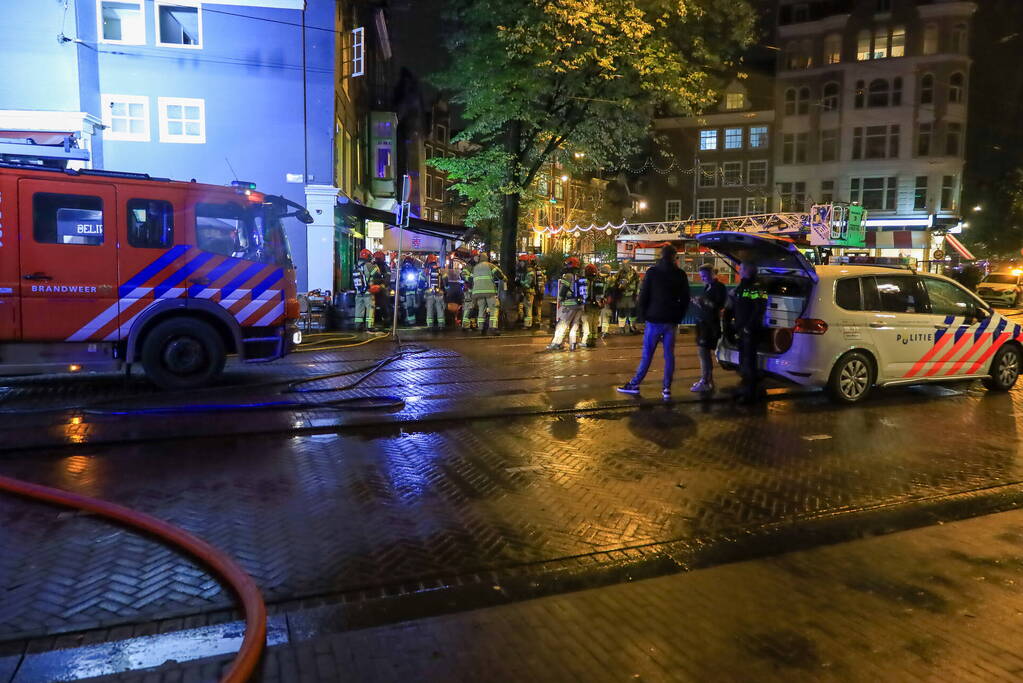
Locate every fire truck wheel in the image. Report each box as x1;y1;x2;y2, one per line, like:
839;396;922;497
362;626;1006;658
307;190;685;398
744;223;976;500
141;318;226;390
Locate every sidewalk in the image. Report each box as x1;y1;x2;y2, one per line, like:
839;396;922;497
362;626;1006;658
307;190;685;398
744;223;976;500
44;507;1023;682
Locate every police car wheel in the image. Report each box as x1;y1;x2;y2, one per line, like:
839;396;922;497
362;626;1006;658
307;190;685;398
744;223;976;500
827;351;874;404
982;345;1021;392
142;318;226;390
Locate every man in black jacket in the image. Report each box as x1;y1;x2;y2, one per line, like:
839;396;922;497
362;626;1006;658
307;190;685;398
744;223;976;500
725;262;768;403
617;245;689;399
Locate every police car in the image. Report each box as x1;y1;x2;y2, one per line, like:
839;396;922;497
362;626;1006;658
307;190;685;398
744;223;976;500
697;232;1022;404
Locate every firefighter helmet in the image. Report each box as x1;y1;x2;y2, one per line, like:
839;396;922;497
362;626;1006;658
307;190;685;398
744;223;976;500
426;253;439;264
518;253;531;262
564;256;581;269
373;251;385;260
584;263;598;276
359;249;372;260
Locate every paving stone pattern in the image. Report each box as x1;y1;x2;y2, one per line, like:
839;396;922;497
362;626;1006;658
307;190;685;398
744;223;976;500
81;507;1023;682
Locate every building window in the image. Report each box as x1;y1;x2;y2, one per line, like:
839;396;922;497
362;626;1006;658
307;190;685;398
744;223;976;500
917;122;932;156
665;200;682;221
821;180;835;204
784;88;796;116
33;193;105;246
914;176;928;211
873;26;889;59
155;1;201;48
853;125;899;160
101;94;149;141
949;72;964;103
127;198;174;248
554;178;564;199
721;198;742;217
157;97;205;143
699;129;718;151
779;182;806;212
747;197;767;214
946;122;962;156
696;199;716;220
951;24;967;53
782;133;808;164
821;82;840;111
749;126;769;149
867;79;890;107
920;74;934;104
435;124;448;143
99;1;144;44
698;163;717;188
824;33;841;64
797;87;810;115
722;161;743;186
724;127;743;150
876;0;892;12
892;77;903;106
850;177;898;211
923;24;938;55
941;175;957;210
891;26;905;57
857;30;871;61
793;3;810;22
747;160;768;186
854;80;865;108
725;92;745;110
821;129;839;162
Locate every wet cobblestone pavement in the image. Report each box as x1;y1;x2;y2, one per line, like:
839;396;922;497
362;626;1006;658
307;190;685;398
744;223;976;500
3;330;1023;679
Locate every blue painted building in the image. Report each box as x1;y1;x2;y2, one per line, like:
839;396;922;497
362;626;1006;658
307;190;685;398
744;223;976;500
0;0;336;291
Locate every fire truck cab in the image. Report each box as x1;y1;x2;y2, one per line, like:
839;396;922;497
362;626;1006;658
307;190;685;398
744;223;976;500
0;139;307;389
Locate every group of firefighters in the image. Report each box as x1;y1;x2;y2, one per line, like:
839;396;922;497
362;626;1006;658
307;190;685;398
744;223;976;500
349;248;646;347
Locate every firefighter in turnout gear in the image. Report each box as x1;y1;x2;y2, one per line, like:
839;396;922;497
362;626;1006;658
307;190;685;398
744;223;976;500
466;252;506;335
598;264;614;337
423;254;447;331
724;262;769;404
460;251;479;331
373;251;391;329
516;254;540;329
353;249;383;331
547;257;585;351
582;263;605;348
614;260;641;334
399;255;420;326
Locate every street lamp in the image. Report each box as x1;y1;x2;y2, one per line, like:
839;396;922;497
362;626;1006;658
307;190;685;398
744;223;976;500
560;174;569;182
973;205;983;212
638;200;647;210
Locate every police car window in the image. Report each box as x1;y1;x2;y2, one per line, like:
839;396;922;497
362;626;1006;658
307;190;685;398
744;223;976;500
835;278;862;310
33;193;104;246
196;202;249;257
874;276;924;314
127;199;174;249
923;277;974;316
862;277;881;310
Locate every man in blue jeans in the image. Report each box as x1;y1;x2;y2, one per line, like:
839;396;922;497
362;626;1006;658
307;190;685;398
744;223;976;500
617;244;689;399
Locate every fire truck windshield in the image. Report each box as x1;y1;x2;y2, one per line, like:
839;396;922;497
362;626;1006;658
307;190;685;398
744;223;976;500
195;200;293;268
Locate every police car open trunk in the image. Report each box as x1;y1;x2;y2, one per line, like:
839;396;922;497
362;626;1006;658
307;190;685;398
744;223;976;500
696;232;817;354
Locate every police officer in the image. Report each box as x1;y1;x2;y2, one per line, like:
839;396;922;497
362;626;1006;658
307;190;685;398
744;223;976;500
598;264;614;337
615;260;641;334
582;263;605;348
725;261;768;404
423;253;447;332
468;252;506;335
547;256;584;351
353;249;383;331
460;251;479;332
399;255;421;326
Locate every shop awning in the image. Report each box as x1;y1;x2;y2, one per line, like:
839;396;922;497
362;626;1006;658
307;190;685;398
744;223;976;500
944;233;976;260
337;199;472;242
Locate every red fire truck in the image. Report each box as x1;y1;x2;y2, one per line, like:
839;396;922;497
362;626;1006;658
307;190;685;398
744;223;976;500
0;138;308;388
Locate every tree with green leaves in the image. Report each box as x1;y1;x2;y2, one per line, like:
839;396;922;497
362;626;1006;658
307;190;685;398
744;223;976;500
430;0;758;278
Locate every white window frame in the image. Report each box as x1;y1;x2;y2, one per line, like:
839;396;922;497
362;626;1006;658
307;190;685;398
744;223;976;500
747;160;768;186
665;200;682;221
749;125;769;149
721;161;743;186
723;127;743;150
699;128;718;151
101;94;150;142
154;0;203;49
698;163;717;188
158;96;206;143
725;93;745;110
696;198;716;220
746;197;767;214
98;0;146;45
720;198;742;218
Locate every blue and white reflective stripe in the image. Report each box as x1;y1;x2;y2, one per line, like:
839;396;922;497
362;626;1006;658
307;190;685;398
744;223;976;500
187;257;241;297
153;252;215;299
251;269;284;299
119;245;191;297
233;290;279;322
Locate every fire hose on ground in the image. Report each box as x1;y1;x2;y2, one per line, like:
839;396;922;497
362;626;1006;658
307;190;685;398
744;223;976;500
0;475;266;683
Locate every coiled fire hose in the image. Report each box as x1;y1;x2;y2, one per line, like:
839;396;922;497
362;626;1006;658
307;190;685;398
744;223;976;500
0;475;266;683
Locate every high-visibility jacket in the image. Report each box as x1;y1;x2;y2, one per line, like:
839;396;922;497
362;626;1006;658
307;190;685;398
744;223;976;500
353;261;382;294
424;266;446;293
616;268;639;297
558;272;583;306
470;262;506;296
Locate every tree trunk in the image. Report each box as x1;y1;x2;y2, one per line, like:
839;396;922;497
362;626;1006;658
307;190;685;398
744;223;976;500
500;191;520;281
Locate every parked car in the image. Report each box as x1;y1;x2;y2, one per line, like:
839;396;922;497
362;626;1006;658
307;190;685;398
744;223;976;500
976;272;1023;308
